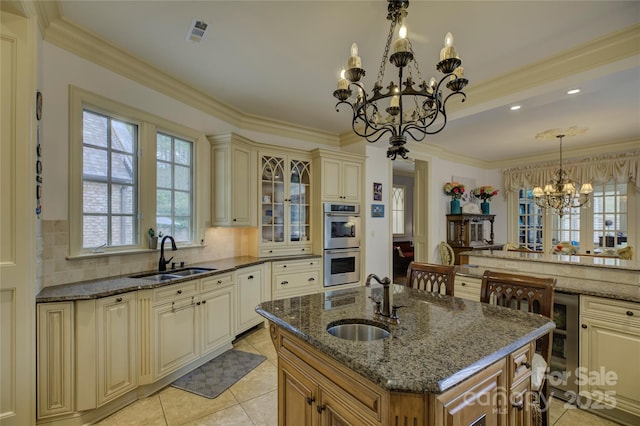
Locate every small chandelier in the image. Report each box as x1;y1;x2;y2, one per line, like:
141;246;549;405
532;129;593;218
332;0;468;160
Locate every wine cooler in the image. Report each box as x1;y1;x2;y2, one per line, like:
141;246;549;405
550;292;580;401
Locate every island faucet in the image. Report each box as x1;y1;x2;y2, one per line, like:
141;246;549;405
365;273;392;318
158;235;177;272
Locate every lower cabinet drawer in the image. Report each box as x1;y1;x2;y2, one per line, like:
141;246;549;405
274;270;319;292
454;275;481;301
581;295;640;324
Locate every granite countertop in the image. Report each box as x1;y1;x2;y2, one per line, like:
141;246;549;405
465;249;639;271
36;254;320;303
256;284;554;394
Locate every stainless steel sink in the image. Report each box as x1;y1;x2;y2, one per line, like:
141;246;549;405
326;321;390;341
130;267;216;281
169;267;216;277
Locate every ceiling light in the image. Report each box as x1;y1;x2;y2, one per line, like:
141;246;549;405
510;105;521;111
567;89;581;95
532;127;592;218
332;0;468;160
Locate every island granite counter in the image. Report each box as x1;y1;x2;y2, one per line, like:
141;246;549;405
257;283;554;426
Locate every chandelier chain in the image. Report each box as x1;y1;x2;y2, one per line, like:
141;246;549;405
376;20;397;88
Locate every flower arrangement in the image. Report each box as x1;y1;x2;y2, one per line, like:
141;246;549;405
443;182;465;199
472;185;499;201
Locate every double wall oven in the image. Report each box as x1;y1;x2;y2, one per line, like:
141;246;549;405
323;203;361;287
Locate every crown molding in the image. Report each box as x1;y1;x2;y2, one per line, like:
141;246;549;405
42;14;340;147
490;138;640;170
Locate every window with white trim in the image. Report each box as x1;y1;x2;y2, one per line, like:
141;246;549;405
392;185;405;235
82;110;138;249
592;181;627;250
516;189;543;251
70;87;200;256
551;207;580;248
156;133;193;242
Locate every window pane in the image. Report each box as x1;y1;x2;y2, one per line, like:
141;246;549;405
157;162;172;189
592;180;627;249
517;189;543;251
157;134;172;161
83;181;108;214
157;189;173;216
173;217;191;242
111;152;134;183
175;139;192;165
111;216;134;246
83;147;107;178
111;184;134;214
83;215;108;248
174;192;190;216
111;120;135;153
156;217;172;238
83;111;108;148
175;165;191;191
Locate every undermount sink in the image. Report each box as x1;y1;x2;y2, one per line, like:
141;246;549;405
326;321;390;341
130;267;216;281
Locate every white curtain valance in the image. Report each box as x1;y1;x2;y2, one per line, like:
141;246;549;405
502;151;640;194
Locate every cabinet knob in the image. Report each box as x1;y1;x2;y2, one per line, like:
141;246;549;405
301;248;305;252
233;218;237;222
202;300;207;304
115;297;123;303
511;398;524;410
461;282;466;286
283;265;287;268
316;404;326;414
581;324;588;329
196;301;201;305
176;289;182;295
306;396;315;405
281;281;288;285
627;311;634;317
308;278;315;282
217;280;222;284
248;275;254;280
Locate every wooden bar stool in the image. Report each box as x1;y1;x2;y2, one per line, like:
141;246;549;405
405;262;456;296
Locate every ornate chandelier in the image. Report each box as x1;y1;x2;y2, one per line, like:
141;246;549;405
332;0;468;160
532;129;593;218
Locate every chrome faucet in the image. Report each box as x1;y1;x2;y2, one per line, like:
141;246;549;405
365;273;392;318
158;235;177;272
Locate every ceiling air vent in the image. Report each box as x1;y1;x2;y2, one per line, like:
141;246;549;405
186;19;208;44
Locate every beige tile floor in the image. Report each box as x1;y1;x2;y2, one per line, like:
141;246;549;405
96;324;621;425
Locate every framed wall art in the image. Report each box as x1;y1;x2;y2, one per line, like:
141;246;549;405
371;204;384;218
373;182;382;201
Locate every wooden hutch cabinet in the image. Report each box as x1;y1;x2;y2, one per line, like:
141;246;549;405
446;214;501;264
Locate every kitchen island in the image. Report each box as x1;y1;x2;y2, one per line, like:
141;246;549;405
257;283;554;426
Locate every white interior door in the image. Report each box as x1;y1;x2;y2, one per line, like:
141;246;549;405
1;8;36;425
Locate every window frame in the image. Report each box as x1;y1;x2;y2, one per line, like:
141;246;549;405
69;86;204;257
392;184;406;236
509;180;637;254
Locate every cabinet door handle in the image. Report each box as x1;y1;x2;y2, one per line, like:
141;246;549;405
306;396;315;405
512;398;524;410
581;324;588;329
316;404;326;413
627;311;634;317
196;301;201;305
176;289;182;295
248;275;254;280
308;277;315;282
217;280;223;284
281;281;288;285
202;300;207;304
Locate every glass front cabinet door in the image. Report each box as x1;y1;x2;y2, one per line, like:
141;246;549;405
260;153;311;256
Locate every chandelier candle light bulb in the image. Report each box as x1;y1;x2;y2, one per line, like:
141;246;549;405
394;24;409;53
440;32;457;60
338;69;349;90
348;43;361;69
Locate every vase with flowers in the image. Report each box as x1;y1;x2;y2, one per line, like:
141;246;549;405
444;182;466;214
472;186;499;214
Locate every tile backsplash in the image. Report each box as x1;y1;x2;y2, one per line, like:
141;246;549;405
41;220;258;288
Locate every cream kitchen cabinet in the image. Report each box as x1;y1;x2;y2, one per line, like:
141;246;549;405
236;264;269;334
312;149;363;203
200;273;235;356
209;133;257;227
37;302;75;419
259;150;312;256
272;258;321;299
580;296;640;423
151;281;200;380
76;292;138;410
454;275;481;301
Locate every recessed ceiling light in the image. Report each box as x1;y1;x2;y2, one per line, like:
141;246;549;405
510;105;521;111
567;89;581;95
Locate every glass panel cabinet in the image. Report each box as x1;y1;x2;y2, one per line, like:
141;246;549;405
260;153;312;256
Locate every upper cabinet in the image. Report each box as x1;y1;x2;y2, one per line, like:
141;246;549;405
259;150;312;257
209;133;257;227
312;149;363;203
